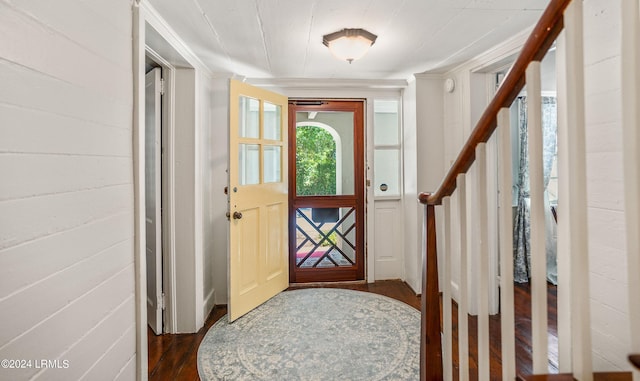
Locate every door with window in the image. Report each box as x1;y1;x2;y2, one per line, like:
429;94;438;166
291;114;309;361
288;100;365;283
228;80;289;322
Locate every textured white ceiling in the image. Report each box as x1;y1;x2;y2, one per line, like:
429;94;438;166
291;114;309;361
148;0;550;80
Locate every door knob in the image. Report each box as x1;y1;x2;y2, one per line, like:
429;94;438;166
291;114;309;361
233;211;243;220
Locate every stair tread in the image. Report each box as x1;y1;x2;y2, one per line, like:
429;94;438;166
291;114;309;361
519;372;631;381
519;374;574;381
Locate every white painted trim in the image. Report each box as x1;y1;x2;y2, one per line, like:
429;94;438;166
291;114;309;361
430;26;533;77
564;2;593;379
366;96;376;283
203;287;216;321
526;61;549;374
132;4;148;380
484;74;500;316
457;174;469;381
621;1;640;379
413;73;444;80
172;67;201;332
555;29;573;373
476;143;490;381
139;1;211;76
450;281;460;298
401;82;420;293
279;88;402;100
247;78;408;90
144;47;178;335
497;108;516;379
193;71;205;331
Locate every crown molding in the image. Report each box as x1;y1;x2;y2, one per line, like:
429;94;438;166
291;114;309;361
414;73;445;80
245;77;408;90
139;0;212;75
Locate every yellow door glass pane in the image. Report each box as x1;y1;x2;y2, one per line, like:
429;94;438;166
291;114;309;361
239;144;260;185
239;96;260;138
264;145;281;183
264;102;281;141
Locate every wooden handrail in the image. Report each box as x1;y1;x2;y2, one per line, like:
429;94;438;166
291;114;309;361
419;0;572;206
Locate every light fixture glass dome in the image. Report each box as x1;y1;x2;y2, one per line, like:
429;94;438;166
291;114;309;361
323;29;377;64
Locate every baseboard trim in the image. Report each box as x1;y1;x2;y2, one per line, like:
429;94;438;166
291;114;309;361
203;288;216;319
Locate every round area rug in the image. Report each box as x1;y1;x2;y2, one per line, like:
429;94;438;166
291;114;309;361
197;288;420;381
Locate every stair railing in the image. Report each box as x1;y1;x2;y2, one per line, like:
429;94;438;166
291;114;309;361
418;0;592;379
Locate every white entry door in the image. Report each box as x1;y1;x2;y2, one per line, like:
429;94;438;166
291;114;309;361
228;80;289;322
145;67;163;334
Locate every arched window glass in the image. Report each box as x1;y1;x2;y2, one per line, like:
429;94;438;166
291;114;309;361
295;124;341;196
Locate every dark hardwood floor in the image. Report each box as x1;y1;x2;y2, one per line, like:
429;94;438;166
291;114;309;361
148;280;557;380
449;282;558;381
148;306;227;381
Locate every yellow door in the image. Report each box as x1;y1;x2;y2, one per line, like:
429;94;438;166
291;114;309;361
228;80;289;322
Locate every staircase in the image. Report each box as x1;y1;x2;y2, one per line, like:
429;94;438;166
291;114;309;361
418;0;640;380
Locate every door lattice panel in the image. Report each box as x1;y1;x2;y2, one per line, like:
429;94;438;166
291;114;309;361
295;207;356;268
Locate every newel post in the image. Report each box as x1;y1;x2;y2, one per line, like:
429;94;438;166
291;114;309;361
421;199;443;380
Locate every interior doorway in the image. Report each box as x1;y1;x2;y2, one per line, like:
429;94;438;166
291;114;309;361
144;61;164;335
288;100;366;283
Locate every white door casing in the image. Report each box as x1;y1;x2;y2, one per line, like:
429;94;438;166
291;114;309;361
145;67;163;334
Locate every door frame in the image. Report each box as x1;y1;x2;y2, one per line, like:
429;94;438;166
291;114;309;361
133;2;212;377
143;64;164;335
144;48;178;334
248;84;408;286
288;99;366;283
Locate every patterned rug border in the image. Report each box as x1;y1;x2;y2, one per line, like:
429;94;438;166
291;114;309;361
197;288;420;381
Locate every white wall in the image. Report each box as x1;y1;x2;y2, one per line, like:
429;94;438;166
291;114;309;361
402;80;421;293
583;0;632;372
198;75;222;315
210;78;230;305
173;67;217;332
426;38;523;314
172;68;201;333
412;75;446;294
442;70;469;304
0;0;137;380
194;69;218;328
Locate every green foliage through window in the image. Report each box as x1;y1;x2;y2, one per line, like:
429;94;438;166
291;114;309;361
296;126;336;196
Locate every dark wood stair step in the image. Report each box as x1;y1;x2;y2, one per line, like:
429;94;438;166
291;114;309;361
518;374;574;381
594;372;633;381
519;372;632;381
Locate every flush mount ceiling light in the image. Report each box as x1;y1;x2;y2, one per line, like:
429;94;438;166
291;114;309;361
322;28;377;64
